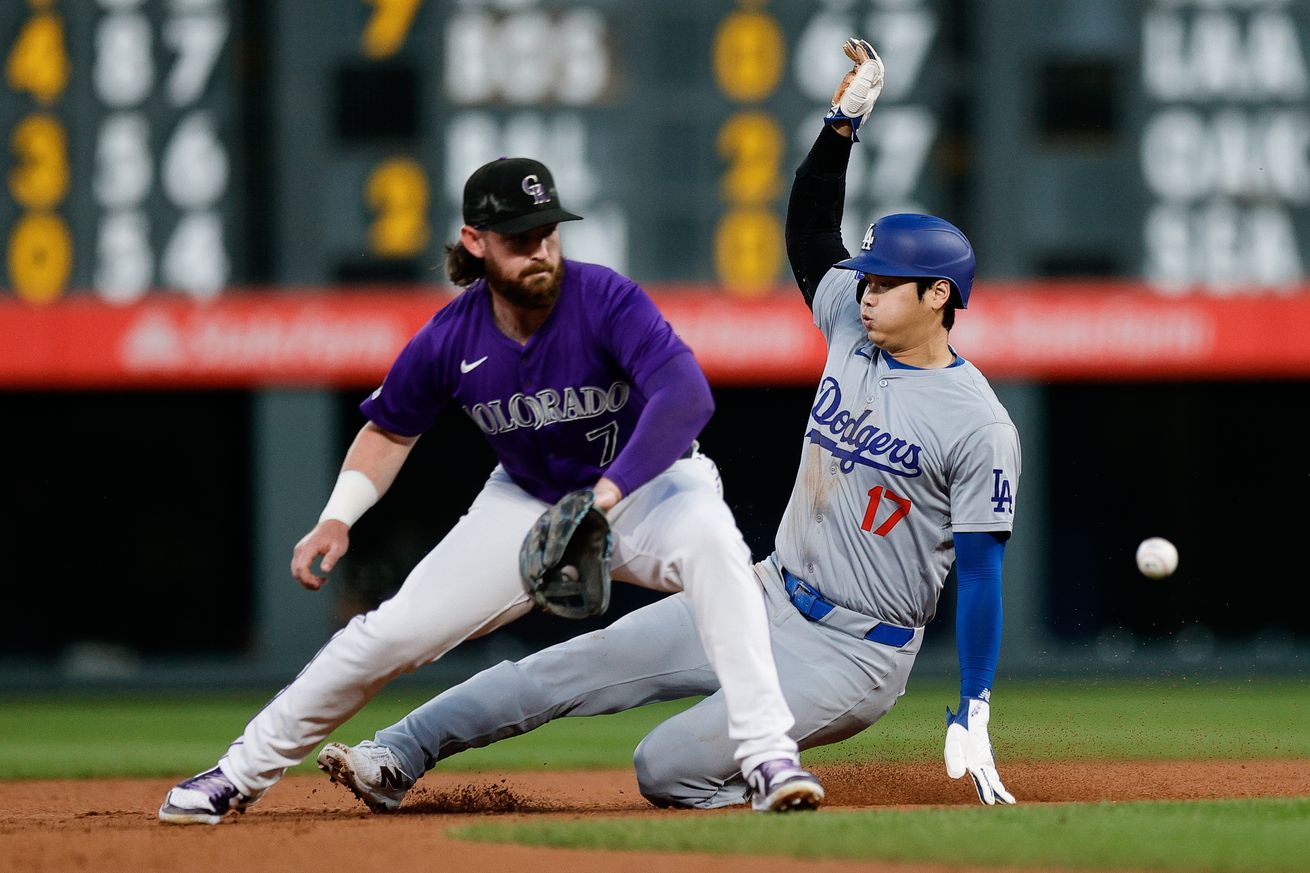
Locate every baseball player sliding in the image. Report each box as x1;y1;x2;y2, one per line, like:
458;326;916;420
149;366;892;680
317;38;1020;811
159;155;820;824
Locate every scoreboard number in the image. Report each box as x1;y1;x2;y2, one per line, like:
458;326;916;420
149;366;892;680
5;9;70;105
6;1;73;303
713;3;787;295
7;211;72;304
93;7;154;108
366;157;430;258
362;0;423;60
9;114;69;209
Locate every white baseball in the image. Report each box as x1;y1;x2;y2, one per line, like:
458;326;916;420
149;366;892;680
1135;537;1179;579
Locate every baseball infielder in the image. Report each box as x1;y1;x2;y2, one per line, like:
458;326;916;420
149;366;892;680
316;39;1020;811
159;156;819;824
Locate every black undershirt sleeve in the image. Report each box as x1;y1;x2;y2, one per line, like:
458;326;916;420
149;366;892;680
785;125;856;310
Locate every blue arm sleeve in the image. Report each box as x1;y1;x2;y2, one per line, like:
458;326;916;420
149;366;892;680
955;531;1006;699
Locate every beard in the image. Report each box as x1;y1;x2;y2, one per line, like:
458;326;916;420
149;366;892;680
485;256;565;309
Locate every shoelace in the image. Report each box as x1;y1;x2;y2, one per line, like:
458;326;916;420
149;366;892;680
182;769;238;804
358;744;395;765
752;759;802;788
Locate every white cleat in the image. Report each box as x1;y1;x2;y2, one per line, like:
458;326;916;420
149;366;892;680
317;740;414;813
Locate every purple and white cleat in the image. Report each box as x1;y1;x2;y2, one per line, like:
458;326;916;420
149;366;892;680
746;758;825;812
158;765;260;825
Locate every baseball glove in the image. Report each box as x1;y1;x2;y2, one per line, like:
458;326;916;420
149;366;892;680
519;489;612;620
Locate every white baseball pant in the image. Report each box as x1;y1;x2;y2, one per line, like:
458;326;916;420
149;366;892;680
219;452;796;795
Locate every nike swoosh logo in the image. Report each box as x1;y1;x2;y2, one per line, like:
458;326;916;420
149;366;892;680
460;356;488;374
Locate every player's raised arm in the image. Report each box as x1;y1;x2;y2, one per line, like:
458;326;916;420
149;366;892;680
785;38;884;308
290;422;418;590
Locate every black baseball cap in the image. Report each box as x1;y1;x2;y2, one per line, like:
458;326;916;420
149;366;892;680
462;157;583;234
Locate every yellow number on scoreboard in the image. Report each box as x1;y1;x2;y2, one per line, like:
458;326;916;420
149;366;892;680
714;207;783;297
362;0;423;60
712;10;784;103
718;112;782;205
366;157;430;257
7;212;73;305
8;114;69;210
5;12;70;105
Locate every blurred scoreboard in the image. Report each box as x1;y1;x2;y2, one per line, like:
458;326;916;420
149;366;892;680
261;0;951;292
2;0;244;304
3;0;1306;305
1;0;952;302
970;0;1310;292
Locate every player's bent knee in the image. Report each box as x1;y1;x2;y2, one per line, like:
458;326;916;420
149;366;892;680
632;735;685;808
633;731;716;809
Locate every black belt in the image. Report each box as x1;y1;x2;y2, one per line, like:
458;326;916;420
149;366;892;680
781;567;916;648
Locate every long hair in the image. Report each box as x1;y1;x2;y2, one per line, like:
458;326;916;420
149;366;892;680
445;240;486;287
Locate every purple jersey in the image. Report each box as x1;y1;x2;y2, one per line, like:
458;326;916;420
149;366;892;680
360;260;693;504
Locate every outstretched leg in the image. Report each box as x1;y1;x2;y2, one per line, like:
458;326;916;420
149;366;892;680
382;592;716;774
160;470;541;824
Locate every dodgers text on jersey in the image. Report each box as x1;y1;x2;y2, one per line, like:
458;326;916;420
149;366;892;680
806;377;923;477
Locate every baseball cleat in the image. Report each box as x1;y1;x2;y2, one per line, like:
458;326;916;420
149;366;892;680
317;740;414;813
746;758;825;812
158;765;261;825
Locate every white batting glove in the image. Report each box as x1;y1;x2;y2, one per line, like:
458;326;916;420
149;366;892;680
824;37;885;142
944;697;1016;806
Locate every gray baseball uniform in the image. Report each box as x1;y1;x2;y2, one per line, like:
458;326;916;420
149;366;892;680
370;265;1021;808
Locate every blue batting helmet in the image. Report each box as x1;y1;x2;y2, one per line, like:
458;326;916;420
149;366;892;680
834;213;976;308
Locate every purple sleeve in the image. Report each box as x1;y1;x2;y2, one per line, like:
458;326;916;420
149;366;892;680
603;351;712;498
357;319;450;437
602;280;693;386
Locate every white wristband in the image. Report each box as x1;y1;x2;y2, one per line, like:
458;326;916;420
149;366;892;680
318;469;380;527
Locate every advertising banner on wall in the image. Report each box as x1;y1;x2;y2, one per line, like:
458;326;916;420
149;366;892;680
3;283;1309;388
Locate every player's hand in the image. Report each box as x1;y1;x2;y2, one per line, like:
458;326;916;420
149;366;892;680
825;37;885;141
592;477;624;512
291;520;350;590
944;697;1016;805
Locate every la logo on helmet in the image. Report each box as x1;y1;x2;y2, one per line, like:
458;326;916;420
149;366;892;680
522;175;550;205
861;223;875;251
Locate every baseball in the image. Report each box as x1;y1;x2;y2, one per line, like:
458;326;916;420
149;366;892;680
1135;537;1179;579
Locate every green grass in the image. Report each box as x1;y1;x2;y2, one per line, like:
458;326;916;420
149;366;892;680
0;678;1306;779
0;691;699;779
4;680;1306;871
805;677;1310;766
452;798;1310;873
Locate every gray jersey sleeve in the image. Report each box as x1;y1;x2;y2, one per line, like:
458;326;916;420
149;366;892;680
949;421;1021;535
811;268;863;344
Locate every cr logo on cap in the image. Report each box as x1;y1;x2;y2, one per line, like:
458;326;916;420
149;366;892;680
522;175;550;206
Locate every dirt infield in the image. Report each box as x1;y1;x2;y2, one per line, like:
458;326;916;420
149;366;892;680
4;760;1308;873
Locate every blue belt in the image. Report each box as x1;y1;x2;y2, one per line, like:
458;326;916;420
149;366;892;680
781;567;916;648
